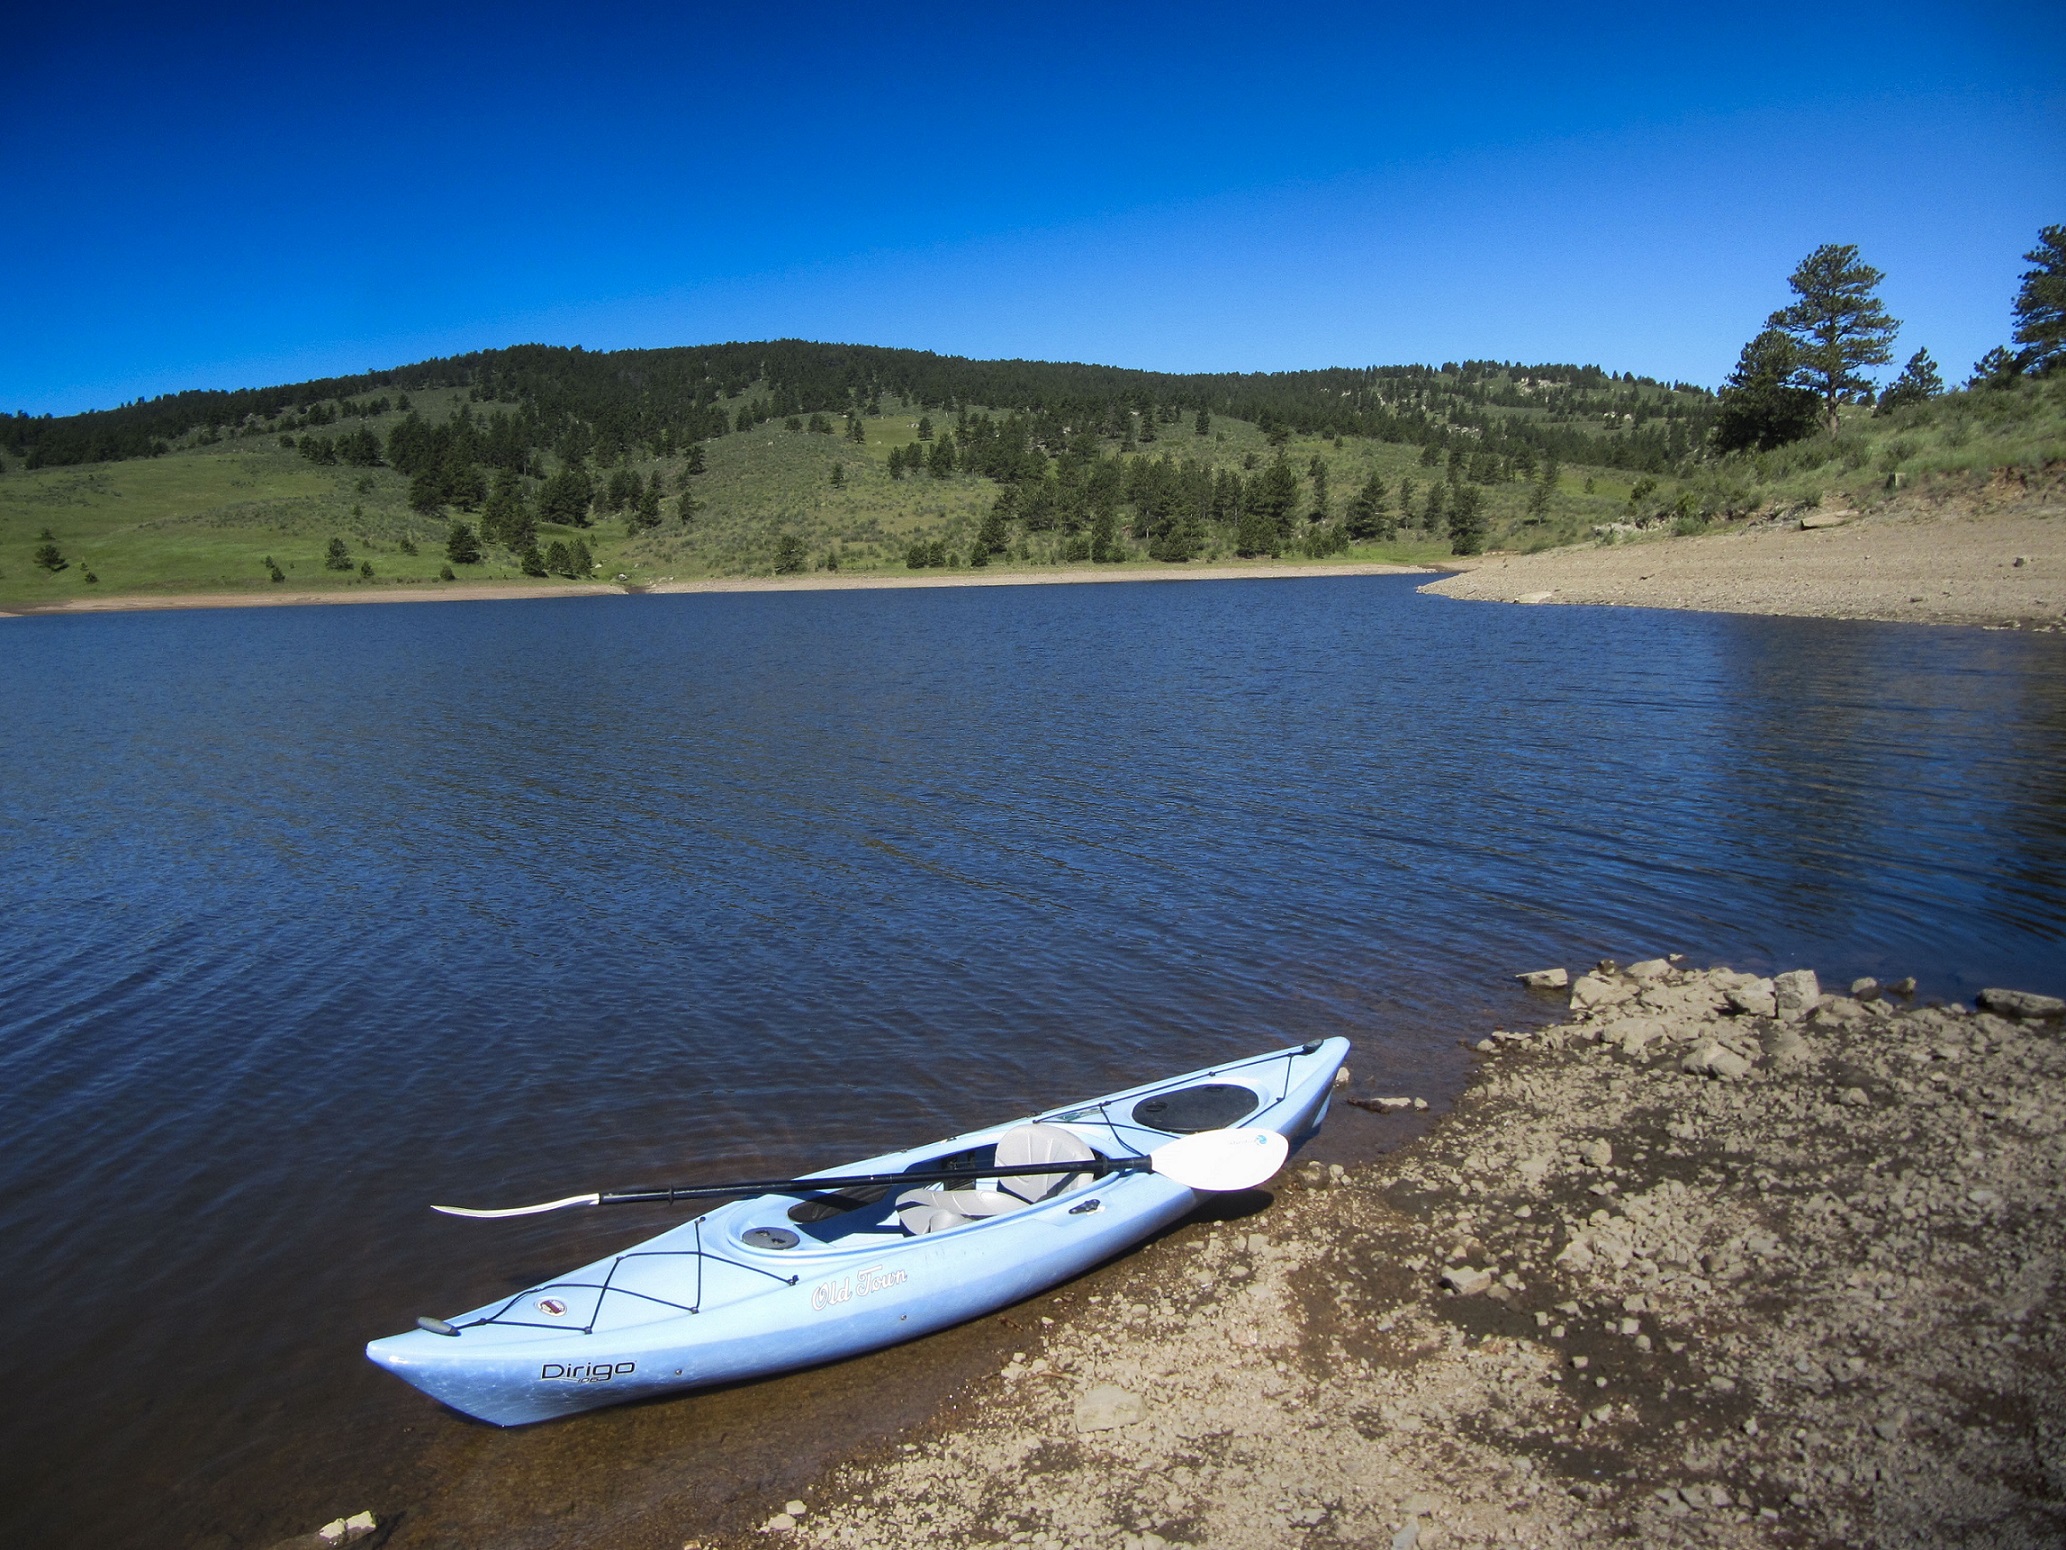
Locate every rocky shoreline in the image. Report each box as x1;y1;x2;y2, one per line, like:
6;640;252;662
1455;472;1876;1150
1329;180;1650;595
736;961;2064;1549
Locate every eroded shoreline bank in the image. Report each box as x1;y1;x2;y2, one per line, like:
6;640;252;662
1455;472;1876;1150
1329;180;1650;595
742;961;2064;1550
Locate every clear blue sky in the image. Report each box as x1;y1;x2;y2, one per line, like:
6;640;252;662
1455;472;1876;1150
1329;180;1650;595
4;3;2058;415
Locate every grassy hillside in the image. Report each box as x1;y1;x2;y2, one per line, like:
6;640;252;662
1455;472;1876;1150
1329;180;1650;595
2;350;2057;611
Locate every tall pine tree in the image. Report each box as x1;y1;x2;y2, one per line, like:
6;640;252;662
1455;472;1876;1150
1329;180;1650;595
2012;224;2066;376
1767;244;1900;434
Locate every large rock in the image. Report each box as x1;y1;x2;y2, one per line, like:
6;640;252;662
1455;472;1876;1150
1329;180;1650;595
1571;972;1634;1014
1627;958;1674;983
1074;1383;1147;1432
1726;979;1778;1018
1517;967;1569;990
1600;1016;1668;1056
1683;1040;1755;1079
1978;987;2065;1020
1440;1265;1493;1296
1773;969;1821;1022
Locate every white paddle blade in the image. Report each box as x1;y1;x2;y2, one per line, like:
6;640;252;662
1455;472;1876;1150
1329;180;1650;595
431;1192;602;1219
1149;1127;1290;1192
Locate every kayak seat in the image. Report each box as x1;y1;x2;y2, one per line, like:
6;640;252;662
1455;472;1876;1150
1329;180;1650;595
895;1126;1098;1235
995;1123;1097;1203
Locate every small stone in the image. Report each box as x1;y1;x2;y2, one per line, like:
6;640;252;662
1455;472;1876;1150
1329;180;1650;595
1887;977;1917;996
1579;1139;1614;1168
1708;1375;1736;1392
784;1501;807;1518
1517;967;1569;990
763;1512;796;1534
1476;1038;1498;1052
1441;1265;1493;1296
1074;1383;1147;1432
1977;987;2065;1019
1850;976;1881;1000
1397;1492;1438;1516
1841;1086;1871;1108
1627;957;1673;982
1391;1522;1420;1550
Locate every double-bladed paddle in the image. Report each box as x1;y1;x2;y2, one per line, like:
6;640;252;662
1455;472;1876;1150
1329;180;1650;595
431;1125;1290;1219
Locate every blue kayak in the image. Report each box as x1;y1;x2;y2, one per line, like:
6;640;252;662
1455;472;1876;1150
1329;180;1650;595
366;1037;1349;1425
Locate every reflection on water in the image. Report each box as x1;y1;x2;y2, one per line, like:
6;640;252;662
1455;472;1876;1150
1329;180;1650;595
1;578;2061;1548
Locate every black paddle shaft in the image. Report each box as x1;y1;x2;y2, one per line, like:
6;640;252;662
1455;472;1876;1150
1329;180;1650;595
597;1154;1141;1207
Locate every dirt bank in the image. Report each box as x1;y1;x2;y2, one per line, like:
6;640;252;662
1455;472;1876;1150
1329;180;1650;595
744;962;2064;1549
1424;500;2066;631
0;562;1435;619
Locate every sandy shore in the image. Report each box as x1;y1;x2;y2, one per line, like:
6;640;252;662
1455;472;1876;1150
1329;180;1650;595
739;963;2065;1550
0;562;1435;619
1425;502;2066;630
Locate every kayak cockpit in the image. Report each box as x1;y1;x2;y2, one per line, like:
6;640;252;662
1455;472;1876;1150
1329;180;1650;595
756;1123;1108;1247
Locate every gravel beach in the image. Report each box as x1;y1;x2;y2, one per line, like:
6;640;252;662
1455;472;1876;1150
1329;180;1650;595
1423;494;2065;630
747;962;2064;1550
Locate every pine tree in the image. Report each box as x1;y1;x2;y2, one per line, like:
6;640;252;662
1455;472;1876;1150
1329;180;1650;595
684;442;707;474
445;521;482;565
1877;349;1944;414
1448;485;1486;555
1089;507;1121;563
1235;503;1279;557
33;530;66;570
1194;407;1210;437
520;544;547;577
632;473;663;530
1713;330;1821;452
1767;244;1900;433
830;463;845;488
538;465;594;527
324;536;353;571
482;469;532;548
1250;452;1299;537
1346;473;1389;540
916;416;933;441
2012;225;2066;375
773;533;807;573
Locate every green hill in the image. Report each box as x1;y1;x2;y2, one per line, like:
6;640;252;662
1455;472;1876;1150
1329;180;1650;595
1;340;2055;610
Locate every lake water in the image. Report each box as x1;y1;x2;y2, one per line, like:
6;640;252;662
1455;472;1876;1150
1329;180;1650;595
3;576;2063;1548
